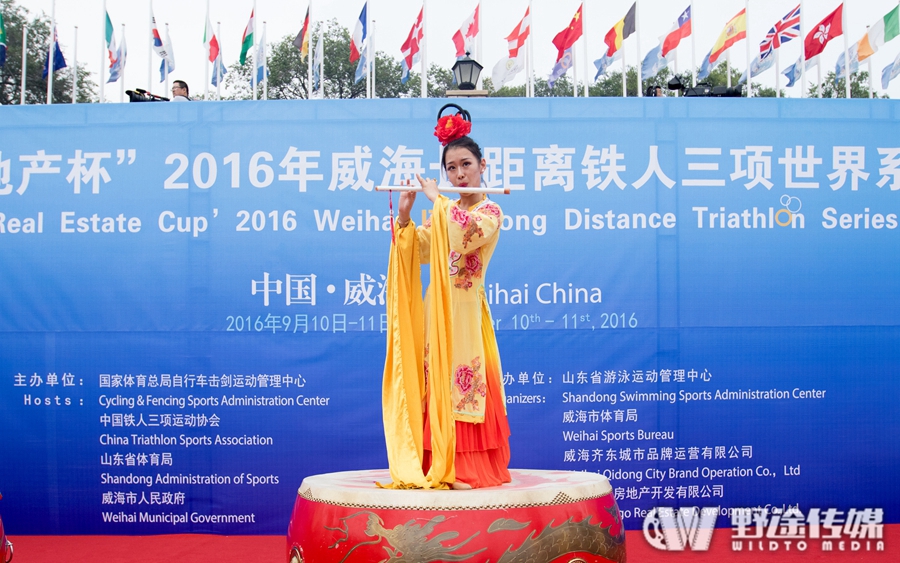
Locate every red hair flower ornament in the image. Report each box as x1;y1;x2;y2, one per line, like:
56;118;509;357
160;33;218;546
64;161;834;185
434;114;472;146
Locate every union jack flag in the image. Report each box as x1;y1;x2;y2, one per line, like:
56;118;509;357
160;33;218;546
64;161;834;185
760;4;800;59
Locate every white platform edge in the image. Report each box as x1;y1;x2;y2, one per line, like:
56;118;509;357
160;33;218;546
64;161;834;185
297;469;613;511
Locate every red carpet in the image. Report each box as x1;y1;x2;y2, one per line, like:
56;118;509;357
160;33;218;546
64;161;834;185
9;525;898;562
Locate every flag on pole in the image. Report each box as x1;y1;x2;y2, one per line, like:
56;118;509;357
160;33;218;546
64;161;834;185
641;43;667;81
804;4;843;61
349;2;367;63
313;31;323;91
159;25;174;82
400;7;423;84
661;6;691;58
553;4;583;62
783;58;802;87
491;56;524;89
593;51;621;80
107;30;126;83
506;6;531;58
697;49;720;81
0;12;7;66
548;48;573;88
708;9;747;64
354;40;368;83
43;25;67;79
204;12;219;63
882;48;900;89
212;55;227;86
105;11;117;69
154;12;175;81
240;9;255;65
293;7;310;57
452;3;480;58
604;3;636;58
739;53;775;85
255;27;268;83
834;44;859;83
857;6;900;62
760;5;801;60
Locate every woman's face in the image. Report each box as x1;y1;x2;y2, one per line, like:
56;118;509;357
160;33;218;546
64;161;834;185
444;147;485;189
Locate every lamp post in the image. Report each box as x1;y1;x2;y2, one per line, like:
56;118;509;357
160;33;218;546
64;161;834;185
447;52;487;98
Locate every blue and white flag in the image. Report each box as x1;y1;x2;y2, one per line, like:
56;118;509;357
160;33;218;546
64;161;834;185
313;32;323;92
548;48;572;88
107;30;126;83
254;28;269;84
354;43;368;84
834;45;860;85
783;56;817;87
739;53;775;85
42;25;67;78
697;49;719;81
882;48;900;89
211;54;227;87
641;44;667;81
158;25;175;83
593;51;621;81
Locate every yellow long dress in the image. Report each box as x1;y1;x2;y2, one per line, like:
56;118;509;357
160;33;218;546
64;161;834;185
382;195;511;489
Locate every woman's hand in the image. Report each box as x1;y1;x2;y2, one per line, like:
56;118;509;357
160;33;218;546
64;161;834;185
397;180;416;227
416;173;440;203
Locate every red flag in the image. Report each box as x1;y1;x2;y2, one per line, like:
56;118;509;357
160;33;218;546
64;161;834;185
552;4;583;62
506;7;531;59
804;4;843;60
452;3;480;58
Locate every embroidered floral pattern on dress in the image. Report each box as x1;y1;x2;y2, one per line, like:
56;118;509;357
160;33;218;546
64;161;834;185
451;249;482;290
481;202;501;218
448;251;462;277
449;205;471;228
454;356;486;412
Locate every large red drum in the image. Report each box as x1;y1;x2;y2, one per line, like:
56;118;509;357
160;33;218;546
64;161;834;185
286;469;626;563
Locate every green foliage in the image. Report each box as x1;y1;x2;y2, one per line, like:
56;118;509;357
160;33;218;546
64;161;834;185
0;0;96;104
806;70;886;99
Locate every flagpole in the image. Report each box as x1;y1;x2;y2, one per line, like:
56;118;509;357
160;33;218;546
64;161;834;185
843;1;850;98
205;0;210;100
319;28;325;97
690;0;696;86
371;15;377;98
120;23;125;103
72;26;78;103
800;0;806;97
216;22;222;100
817;57;821;98
307;0;313;99
20;25;27;104
421;0;428;98
622;41;627;97
148;1;152;94
252;0;258;100
583;1;589;97
527;0;534;97
745;0;752;98
366;2;371;99
674;49;679;97
47;0;56;104
868;55;873;98
636;0;643;97
727;50;732;88
775;46;781;98
476;1;483;90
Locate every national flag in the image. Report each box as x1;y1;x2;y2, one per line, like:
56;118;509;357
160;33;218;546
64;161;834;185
105;11;117;69
553;4;583;62
641;43;667;81
350;2;367;63
834;44;859;83
593;51;621;80
882;48;900;89
313;31;323;91
760;5;800;60
240;9;255;65
857;6;900;62
42;25;67;79
604;3;636;58
452;3;479;58
548;48;572;88
203;11;219;63
354;40;368;83
709;9;746;64
400;7;423;84
506;7;531;59
804;4;843;61
661;6;691;58
491;56;524;89
255;27;269;84
107;30;126;83
0;12;8;66
739;53;774;85
697;49;720;81
293;7;311;57
159;25;175;82
783;58;802;87
212;56;227;87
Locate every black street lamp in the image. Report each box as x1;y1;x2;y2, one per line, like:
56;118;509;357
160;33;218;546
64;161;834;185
451;53;483;91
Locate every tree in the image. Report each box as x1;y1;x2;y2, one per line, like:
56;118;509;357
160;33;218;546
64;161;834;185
806;70;886;99
0;0;96;104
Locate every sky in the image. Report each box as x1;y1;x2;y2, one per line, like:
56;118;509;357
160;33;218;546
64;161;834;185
16;0;900;100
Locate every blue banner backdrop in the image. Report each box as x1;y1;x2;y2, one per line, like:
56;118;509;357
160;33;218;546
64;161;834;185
1;98;898;535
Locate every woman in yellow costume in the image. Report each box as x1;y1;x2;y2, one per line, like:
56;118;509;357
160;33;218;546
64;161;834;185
382;107;511;490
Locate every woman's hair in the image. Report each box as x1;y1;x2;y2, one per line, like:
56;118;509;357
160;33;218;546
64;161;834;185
442;136;482;169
